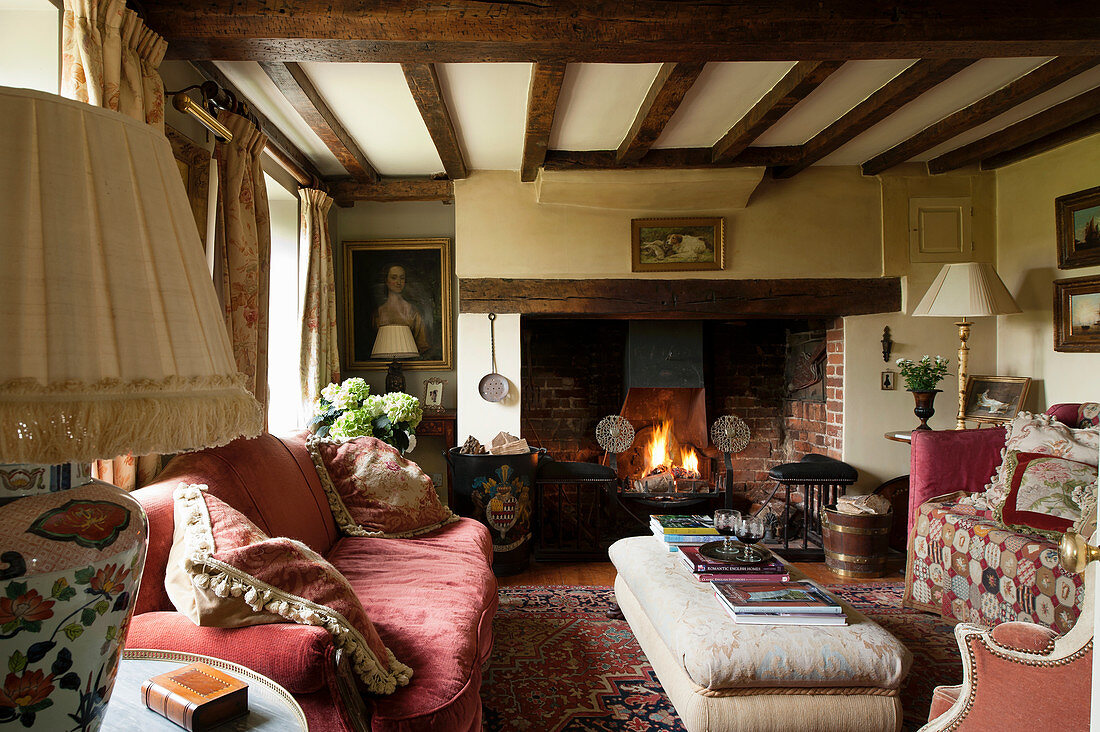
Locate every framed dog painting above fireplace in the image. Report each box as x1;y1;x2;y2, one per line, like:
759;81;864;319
631;217;725;272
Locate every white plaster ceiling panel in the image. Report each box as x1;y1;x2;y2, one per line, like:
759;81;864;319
434;63;530;171
212;61;345;176
299;62;443;176
0;0;53;9
550;63;664;150
819;57;1051;165
753;59;917;146
917;64;1100;161
653;61;797;148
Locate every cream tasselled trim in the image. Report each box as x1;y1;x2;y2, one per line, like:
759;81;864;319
0;375;263;464
173;483;412;694
306;436;459;538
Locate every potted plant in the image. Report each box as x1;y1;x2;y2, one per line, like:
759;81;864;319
895;355;951;430
308;377;424;453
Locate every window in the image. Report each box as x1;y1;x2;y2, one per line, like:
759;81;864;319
0;1;60;93
266;174;302;435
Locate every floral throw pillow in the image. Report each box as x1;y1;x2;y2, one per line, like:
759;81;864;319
307;435;458;538
1077;403;1100;428
993;451;1098;540
165;484;412;694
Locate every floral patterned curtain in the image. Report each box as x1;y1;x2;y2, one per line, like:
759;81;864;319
298;187;340;413
213;111;271;423
62;0;167;489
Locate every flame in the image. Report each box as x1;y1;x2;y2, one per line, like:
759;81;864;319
646;421;672;472
681;447;698;474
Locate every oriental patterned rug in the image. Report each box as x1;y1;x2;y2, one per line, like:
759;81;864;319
482;583;961;732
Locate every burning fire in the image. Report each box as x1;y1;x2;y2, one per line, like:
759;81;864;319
645;421;700;477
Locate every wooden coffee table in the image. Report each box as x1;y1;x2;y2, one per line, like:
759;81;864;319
103;649;307;730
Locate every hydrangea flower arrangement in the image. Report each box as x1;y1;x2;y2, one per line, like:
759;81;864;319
309;377;423;453
894;355;951;391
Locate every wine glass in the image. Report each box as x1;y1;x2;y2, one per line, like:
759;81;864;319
713;509;742;558
735;515;766;561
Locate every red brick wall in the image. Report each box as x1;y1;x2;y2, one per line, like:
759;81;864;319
780;319;843;462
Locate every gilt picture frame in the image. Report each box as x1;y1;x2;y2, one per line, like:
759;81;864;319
342;239;453;371
423;377;446;413
631;217;724;272
1054;274;1100;353
962;375;1031;424
1056;185;1100;270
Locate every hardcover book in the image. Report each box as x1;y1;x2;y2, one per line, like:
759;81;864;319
651;528;714;544
141;662;249;731
725;609;848;626
649;515;719;535
678;545;784;573
712;580;843;614
696;571;790;583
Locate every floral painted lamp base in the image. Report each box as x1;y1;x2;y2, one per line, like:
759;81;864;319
0;464;146;730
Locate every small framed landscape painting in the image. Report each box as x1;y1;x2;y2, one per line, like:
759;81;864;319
962;375;1031;424
1056;185;1100;269
1054;274;1100;353
631;217;724;272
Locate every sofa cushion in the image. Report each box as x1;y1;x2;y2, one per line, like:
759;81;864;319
307;435;458;538
166;484;412;694
325;518;497;732
994;451;1097;540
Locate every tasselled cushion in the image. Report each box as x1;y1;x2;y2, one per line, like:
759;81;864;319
992;450;1098;540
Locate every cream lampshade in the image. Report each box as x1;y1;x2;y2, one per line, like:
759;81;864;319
913;262;1022;430
0;86;262;729
372;324;419;393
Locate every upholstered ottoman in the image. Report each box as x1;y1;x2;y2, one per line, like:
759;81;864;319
609;536;912;732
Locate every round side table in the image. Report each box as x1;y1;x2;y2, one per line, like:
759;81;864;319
104;649;307;731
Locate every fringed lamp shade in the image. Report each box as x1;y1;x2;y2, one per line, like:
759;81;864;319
0;86;262;465
371;325;420;360
913;262;1022;318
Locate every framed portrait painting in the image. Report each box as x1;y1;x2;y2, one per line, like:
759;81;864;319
342;239;453;370
962;375;1031;424
1054;274;1100;353
631;217;724;272
1056;185;1100;270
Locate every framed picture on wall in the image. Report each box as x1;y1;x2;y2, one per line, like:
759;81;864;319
1056;185;1100;270
962;375;1031;424
341;239;453;370
423;377;446;413
1054;274;1100;353
631;217;724;272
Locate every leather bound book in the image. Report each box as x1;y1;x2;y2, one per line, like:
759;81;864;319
140;662;248;731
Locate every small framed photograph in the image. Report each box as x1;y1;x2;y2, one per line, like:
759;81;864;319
962;375;1032;424
1054;274;1100;352
631;217;724;272
423;377;446;413
881;371;897;390
1056;185;1100;270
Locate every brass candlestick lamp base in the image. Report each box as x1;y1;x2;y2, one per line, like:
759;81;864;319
954;320;971;430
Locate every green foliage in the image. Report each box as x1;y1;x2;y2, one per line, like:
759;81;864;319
310;378;422;454
895;355;950;391
8;651;26;674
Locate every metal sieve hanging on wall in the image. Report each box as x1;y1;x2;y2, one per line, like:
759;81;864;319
478;313;510;402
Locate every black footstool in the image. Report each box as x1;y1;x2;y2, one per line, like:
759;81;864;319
766;454;858;561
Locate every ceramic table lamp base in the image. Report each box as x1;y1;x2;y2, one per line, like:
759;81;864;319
0;464;146;730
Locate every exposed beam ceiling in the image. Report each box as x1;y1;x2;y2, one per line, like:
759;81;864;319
543;147;801;171
401;63;468;180
980;114;1100;170
146;1;1100;62
928;85;1100;173
258;61;379;182
862;56;1100;175
711;61;843;164
774;58;976;178
520;63;567;183
617;62;706;164
328;178;454;206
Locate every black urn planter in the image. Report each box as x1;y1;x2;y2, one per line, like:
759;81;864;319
909;389;942;430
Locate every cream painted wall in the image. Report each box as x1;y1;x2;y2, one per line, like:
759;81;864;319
995;133;1100;405
456;313;521;444
0;7;59;93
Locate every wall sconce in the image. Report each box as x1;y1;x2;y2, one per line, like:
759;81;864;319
881;326;893;362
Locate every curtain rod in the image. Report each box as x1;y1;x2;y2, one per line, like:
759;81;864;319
167;80;261;143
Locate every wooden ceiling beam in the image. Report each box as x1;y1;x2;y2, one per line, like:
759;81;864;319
401;63;468;180
192;61;324;187
773;58;976;179
146;2;1100;62
617;62;706;164
327;178;454;206
928;85;1100;173
711;61;843;164
980;114;1100;170
862;56;1100;175
520;63;567;183
259;61;378;182
543;146;802;171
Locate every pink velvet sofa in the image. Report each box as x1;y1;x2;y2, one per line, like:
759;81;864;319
903;403;1093;632
127;432;499;732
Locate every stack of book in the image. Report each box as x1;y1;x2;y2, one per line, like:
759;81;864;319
678;545;790;583
712;580;848;626
650;514;718;552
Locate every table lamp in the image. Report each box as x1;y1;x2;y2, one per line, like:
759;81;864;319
372;324;420;393
0;87;262;729
913;262;1021;429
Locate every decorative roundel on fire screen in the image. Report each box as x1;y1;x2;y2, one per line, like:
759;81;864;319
596;415;635;454
711;415;751;454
